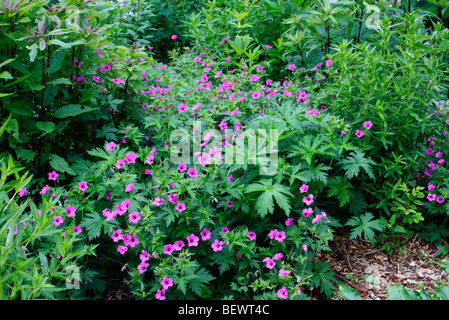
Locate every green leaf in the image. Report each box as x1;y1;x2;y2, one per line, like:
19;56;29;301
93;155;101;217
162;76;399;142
346;212;384;244
245;179;292;218
338;285;363;300
53;104;96;118
36;121;56;134
340;150;376;180
47;78;72;85
327;176;353;207
0;71;13;80
48;50;66;74
435;285;449;300
387;285;422;300
49;154;76;176
4;100;34;116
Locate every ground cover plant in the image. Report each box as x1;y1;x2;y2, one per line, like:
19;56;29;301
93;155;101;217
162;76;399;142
0;0;449;300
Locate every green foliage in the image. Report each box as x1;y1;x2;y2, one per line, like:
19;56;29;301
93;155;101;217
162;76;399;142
345;212;385;244
1;0;449;301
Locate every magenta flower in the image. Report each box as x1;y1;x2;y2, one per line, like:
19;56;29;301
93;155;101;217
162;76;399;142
302;207;313;217
140;250;149;261
117;245;128;255
263;257;276;269
125;183;134;193
129;211;141;224
273;253;283;260
161;277;174;290
200;228;211;241
325;59;332;67
171;34;177;39
164;244;174;255
155;288;166;300
355;130;364;138
287;64;296;71
48;171;58;181
436;196;445;204
341;130;347;135
299;184;309;193
312;214;322;224
173;240;185;251
138;261;149;273
112;229;123;242
178;162;187;172
53;215;63;226
186;233;199;247
211;239;223;252
121;199;130;212
426;148;434;155
146;155;154;165
218;121;227;130
40;185;49;195
153;197;164;206
176;202;186;212
278;269;291;277
78;181;88;191
187;168;198;178
363;121;373;130
285;218;294;226
115;159;125;169
427;193;436;201
125;234;139;247
124;152;137;164
73;226;82;234
275;231;286;243
66;205;76;217
302;194;314;206
106;141;116;151
247;231;256;240
277;287;288;299
18;188;27;197
268;229;279;240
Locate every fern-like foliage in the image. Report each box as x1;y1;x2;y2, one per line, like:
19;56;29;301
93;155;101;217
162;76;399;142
245;178;293;218
340;150;376;180
327;176;353;207
345;212;384;244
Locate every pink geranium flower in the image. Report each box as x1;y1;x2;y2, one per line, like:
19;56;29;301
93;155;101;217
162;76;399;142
78;181;88;191
176;203;186;212
211;239;223;252
48;171;58;181
186;233;199;247
200;228;211;241
187;168;198;177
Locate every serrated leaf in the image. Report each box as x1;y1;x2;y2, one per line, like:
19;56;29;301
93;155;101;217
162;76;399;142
328;176;353;207
245;179;292;218
49;153;76;175
340;150;376;180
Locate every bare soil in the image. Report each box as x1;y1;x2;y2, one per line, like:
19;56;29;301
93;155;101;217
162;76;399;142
323;235;448;300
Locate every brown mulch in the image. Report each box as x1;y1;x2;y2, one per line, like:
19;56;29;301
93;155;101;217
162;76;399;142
322;235;449;300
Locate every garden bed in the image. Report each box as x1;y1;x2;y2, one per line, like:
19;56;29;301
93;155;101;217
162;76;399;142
326;235;448;300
